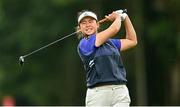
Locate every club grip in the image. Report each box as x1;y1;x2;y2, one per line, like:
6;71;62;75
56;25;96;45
98;9;127;24
123;9;127;13
98;18;107;24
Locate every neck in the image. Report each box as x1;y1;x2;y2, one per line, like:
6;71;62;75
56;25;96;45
84;35;90;39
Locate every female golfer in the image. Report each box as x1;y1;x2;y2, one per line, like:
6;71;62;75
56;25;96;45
77;10;137;106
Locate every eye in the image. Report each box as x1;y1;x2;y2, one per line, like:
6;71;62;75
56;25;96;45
81;21;86;25
89;20;93;23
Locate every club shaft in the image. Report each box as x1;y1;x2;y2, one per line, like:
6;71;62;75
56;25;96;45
22;31;78;58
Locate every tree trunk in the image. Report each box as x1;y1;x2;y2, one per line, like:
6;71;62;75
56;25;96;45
129;0;148;105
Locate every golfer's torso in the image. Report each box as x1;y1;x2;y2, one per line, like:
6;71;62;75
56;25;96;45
78;35;127;88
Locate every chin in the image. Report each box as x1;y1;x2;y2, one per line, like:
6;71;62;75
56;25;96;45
85;32;95;36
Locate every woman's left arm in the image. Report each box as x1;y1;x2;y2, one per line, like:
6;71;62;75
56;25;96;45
120;15;138;51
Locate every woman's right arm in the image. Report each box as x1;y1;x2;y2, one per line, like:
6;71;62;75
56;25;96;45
95;12;121;47
120;15;137;51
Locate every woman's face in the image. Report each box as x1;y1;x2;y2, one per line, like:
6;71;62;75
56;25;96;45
79;17;99;36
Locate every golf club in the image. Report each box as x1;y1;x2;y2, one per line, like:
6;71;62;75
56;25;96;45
19;31;78;66
19;9;127;66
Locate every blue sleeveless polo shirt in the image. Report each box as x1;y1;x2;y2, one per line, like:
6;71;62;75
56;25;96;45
77;34;127;88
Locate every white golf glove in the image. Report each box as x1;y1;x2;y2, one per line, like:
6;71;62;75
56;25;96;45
115;10;124;14
120;13;127;21
115;10;127;21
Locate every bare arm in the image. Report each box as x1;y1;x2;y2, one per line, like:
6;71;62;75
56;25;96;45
95;12;121;47
120;15;137;51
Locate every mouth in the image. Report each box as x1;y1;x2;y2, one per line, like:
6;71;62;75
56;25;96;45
84;27;95;35
85;28;93;32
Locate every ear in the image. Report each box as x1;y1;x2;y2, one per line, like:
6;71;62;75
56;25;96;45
78;25;85;34
76;26;80;31
97;22;100;29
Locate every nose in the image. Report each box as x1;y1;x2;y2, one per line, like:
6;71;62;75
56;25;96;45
85;22;91;27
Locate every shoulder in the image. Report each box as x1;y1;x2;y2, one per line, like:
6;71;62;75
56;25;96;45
109;39;121;50
78;34;97;55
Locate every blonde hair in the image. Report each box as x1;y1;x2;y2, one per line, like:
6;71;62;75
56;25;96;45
76;26;83;39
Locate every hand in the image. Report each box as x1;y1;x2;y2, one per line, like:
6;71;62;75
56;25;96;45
105;12;120;22
120;13;127;21
115;9;124;15
115;9;128;21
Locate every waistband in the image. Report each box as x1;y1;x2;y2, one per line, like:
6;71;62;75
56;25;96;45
88;81;126;89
